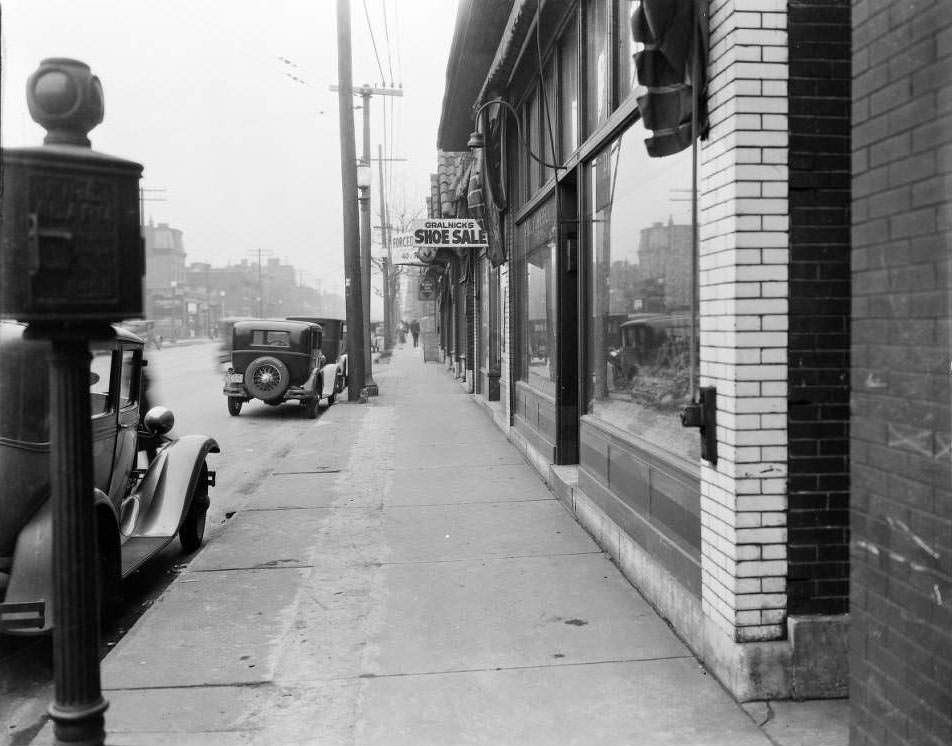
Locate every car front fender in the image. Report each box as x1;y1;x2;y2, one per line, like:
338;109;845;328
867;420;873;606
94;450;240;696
319;362;339;399
131;435;220;540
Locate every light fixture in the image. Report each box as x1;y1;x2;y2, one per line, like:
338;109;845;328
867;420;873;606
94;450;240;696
356;163;372;190
468;98;560;171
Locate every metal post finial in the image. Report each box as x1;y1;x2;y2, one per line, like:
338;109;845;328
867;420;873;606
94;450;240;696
26;58;104;147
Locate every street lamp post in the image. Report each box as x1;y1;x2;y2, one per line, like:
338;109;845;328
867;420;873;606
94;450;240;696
356;162;378;396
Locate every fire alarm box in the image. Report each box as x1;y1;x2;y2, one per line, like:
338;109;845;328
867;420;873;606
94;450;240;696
0;57;143;322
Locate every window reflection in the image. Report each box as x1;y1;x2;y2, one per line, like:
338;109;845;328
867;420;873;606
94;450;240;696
586;0;610;135
585;121;699;460
616;0;638;101
521;199;558;397
560;19;579;159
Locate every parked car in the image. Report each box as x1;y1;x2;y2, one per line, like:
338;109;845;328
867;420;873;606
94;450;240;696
0;321;220;635
215;316;254;370
222;319;343;417
286;315;349;390
611;311;692;382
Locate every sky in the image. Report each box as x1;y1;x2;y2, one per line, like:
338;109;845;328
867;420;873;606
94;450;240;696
0;0;458;295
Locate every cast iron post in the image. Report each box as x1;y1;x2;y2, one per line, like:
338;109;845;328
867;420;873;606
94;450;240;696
47;334;108;745
378;143;393;352
359;89;379;395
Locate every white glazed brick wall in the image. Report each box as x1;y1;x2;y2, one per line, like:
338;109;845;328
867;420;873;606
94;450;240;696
699;0;789;643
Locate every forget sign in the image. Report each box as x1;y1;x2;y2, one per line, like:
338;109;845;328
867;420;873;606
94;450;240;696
411;219;488;249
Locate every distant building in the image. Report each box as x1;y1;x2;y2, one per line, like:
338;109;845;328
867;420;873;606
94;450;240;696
143;220;187;338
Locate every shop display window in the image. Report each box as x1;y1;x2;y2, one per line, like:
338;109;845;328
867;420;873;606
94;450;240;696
520;199;558;397
584;120;699;461
560;17;579;160
615;0;638;101
585;0;610;136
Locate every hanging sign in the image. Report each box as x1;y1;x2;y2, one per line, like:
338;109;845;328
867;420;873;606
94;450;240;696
391;232;424;264
411;219;488;252
418;276;436;301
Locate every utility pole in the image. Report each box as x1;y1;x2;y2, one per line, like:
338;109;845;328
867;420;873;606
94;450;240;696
246;248;273;318
330;82;402;394
336;0;365;401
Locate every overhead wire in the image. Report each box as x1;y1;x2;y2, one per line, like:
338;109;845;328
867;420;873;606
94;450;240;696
381;0;395;85
361;0;387;85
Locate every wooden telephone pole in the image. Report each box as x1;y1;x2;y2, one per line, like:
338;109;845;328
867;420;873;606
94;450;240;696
330;82;402;394
335;0;365;401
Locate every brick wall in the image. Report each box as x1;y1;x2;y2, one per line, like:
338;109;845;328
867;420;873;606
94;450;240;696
850;1;952;745
786;0;852;616
698;0;790;643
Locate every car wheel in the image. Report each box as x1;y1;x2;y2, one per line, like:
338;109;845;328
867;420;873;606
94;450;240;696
244;356;290;402
179;487;208;553
302;397;319;419
227;397;243;416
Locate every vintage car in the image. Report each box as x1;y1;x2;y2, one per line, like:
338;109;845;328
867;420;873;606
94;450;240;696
286;315;349;389
222;319;343;417
610;311;692;382
0;321;220;635
215;316;254;370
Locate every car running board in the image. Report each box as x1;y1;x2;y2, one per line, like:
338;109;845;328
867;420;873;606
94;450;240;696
121;536;174;577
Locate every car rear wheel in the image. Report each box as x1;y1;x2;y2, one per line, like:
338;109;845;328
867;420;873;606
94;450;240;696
244;356;290;402
227;397;243;416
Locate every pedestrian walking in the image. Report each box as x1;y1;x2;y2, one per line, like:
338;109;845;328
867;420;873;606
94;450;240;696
410;319;420;348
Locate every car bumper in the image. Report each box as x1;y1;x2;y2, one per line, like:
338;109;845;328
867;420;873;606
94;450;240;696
223;382;247;397
0;599;45;633
222;383;317;402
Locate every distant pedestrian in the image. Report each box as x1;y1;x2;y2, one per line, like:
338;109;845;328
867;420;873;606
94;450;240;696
410;319;420;348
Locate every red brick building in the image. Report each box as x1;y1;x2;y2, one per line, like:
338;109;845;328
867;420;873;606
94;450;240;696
850;1;951;744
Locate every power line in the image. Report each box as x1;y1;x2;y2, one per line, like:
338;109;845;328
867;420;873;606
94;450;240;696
361;0;387;85
380;0;395;85
392;0;403;84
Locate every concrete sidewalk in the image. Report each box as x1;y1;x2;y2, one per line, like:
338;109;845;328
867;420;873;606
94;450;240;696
34;344;846;746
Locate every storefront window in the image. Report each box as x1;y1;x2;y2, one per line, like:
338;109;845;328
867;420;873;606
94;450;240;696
616;0;638;101
585;0;610;136
585;121;699;461
480;255;490;377
527;88;542;197
542;56;558;178
560;17;579;159
520;198;558;397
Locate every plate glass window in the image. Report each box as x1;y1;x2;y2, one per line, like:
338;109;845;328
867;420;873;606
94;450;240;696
520;199;558;397
584;121;699;461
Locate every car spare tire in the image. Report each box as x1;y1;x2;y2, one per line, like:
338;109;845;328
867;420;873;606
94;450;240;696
244;356;290;402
